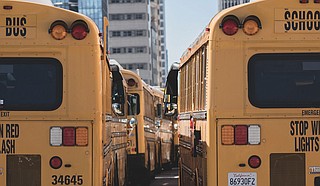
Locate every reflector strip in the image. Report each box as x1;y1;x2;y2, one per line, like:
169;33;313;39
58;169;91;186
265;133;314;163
221;125;234;145
50;127;62;146
248;125;261;145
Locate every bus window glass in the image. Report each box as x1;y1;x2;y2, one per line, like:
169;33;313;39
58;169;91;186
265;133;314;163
128;94;140;115
0;58;63;110
248;53;320;108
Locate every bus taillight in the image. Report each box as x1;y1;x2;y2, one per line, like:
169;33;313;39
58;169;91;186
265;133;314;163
221;125;260;145
50;127;88;146
71;20;90;40
235;125;248;145
63;127;76;146
221;125;234;145
248;125;261;145
300;0;308;3
49;20;68;40
50;156;63;169
248;155;261;169
50;127;63;146
242;15;261;36
219;15;240;36
76;127;88;146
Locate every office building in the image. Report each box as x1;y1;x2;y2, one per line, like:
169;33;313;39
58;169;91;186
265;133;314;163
219;0;250;11
108;0;166;86
52;0;108;32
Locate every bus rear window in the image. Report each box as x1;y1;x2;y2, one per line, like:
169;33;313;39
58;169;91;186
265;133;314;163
248;53;320;108
0;58;62;111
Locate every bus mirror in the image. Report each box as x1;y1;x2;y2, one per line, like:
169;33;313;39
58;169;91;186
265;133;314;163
129;117;137;128
155;120;161;128
156;103;162;118
164;103;177;116
112;103;124;115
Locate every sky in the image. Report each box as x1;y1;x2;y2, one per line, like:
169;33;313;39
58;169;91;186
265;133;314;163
165;0;218;69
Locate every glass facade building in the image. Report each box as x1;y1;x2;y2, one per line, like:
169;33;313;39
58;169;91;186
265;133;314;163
219;0;250;11
52;0;107;32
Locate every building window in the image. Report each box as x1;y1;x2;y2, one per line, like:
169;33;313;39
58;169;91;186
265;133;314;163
109;13;146;21
110;46;147;54
111;31;121;37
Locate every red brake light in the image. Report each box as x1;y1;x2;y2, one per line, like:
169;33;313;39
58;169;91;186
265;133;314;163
50;156;62;169
63;127;75;146
300;0;308;3
248;155;261;169
235;125;248;145
220;15;240;36
71;20;89;40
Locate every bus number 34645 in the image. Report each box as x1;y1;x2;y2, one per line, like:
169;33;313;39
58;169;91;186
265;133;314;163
52;175;83;185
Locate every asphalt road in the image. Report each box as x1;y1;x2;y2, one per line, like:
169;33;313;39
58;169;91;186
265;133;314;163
150;167;178;186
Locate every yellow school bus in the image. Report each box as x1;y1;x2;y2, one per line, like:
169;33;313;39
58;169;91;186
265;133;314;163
151;86;175;170
121;69;162;185
0;1;117;185
165;0;320;185
110;59;129;186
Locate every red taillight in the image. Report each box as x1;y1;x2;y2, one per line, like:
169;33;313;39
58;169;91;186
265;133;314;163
315;0;320;3
235;125;248;145
63;127;75;146
300;0;308;3
248;155;261;169
220;15;240;36
50;156;62;169
71;20;89;40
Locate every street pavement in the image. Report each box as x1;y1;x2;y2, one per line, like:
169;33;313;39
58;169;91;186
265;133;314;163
150;167;178;186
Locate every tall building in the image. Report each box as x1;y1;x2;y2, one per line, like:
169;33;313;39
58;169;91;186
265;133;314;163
52;0;108;32
219;0;250;11
108;0;166;86
159;0;167;87
52;0;167;87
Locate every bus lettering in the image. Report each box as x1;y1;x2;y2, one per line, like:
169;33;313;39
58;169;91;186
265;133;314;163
295;136;319;152
312;120;320;135
6;124;19;138
284;10;320;31
1;139;15;154
0;112;9;117
0;124;19;154
290;120;308;136
5;17;27;37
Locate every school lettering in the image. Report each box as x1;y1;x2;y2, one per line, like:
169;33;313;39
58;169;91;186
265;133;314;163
0;124;19;154
290;120;320;152
284;10;320;31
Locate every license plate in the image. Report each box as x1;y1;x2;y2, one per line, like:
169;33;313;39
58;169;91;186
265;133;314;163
228;172;257;186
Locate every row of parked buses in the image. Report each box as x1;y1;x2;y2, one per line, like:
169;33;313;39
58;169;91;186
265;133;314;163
0;0;176;186
164;0;320;186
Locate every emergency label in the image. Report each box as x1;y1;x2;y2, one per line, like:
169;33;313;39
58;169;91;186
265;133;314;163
0;124;19;154
290;120;320;152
